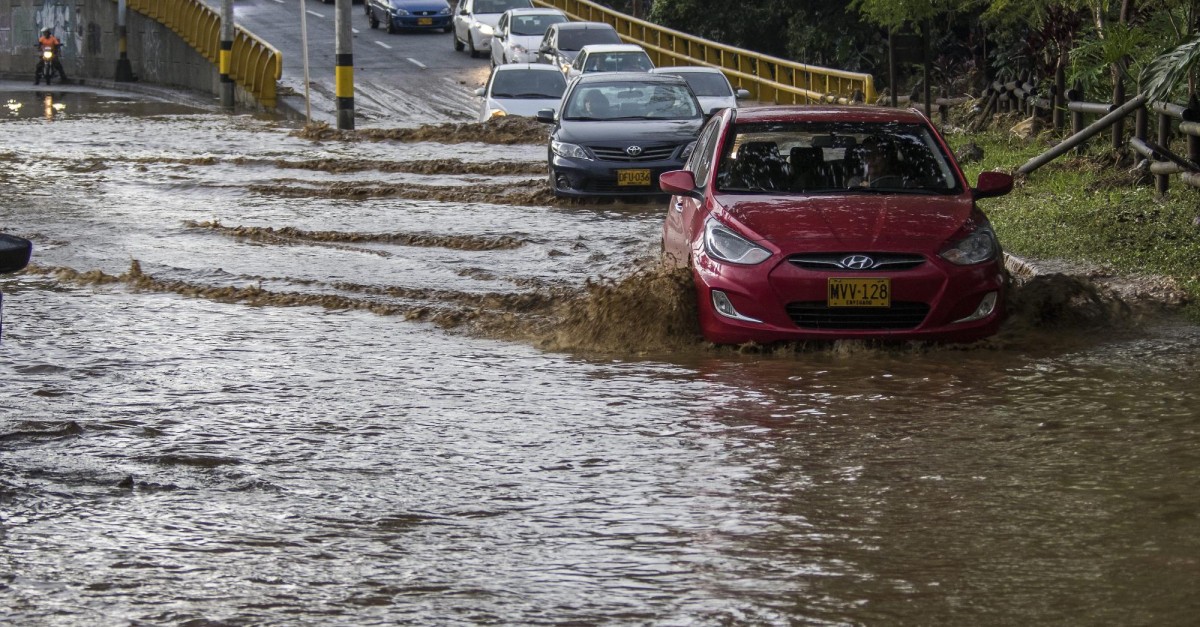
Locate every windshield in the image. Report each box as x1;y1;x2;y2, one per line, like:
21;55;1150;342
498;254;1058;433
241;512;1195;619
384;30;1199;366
511;14;567;36
583;51;654;73
558;28;621;51
564;82;701;121
667;72;733;97
714;121;963;194
490;70;566;99
474;0;531;14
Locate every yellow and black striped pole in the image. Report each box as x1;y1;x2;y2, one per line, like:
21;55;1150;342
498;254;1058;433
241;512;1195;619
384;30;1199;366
335;0;354;130
115;0;134;81
220;0;234;108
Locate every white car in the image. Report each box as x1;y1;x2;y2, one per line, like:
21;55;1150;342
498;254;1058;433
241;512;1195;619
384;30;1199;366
453;0;533;58
564;43;654;81
489;7;568;67
649;66;751;114
474;63;567;122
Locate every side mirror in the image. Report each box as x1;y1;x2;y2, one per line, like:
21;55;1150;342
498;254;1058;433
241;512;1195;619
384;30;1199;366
0;234;33;274
972;171;1013;200
659;170;702;199
474;87;485;96
735;88;750;99
535;108;556;123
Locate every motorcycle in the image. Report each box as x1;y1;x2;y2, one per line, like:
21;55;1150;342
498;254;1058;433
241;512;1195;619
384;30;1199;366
35;45;61;85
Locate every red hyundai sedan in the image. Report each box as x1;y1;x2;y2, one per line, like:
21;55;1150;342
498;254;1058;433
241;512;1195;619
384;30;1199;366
660;105;1014;345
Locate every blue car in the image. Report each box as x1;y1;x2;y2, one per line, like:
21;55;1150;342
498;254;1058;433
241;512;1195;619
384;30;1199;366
366;0;453;34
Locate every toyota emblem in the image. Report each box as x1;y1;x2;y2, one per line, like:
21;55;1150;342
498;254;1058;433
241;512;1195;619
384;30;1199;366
625;145;644;157
840;255;874;270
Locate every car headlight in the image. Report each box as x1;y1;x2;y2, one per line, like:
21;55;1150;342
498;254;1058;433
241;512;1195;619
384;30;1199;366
703;217;770;265
551;140;591;160
489;109;507;119
680;141;697;160
940;225;998;265
512;43;527;54
391;7;409;15
477;23;494;36
439;6;451;14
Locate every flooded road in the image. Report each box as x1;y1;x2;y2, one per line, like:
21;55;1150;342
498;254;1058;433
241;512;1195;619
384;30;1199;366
2;87;1200;626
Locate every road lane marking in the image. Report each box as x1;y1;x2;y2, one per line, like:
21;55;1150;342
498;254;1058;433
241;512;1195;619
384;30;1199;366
375;41;393;50
306;10;324;18
407;58;426;69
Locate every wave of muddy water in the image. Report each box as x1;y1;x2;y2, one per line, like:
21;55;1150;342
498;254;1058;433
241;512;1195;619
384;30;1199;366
2;89;1200;626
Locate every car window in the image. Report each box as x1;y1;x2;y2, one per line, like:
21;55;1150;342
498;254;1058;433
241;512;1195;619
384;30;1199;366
669;72;733;97
491;71;566;98
511;14;566;36
713;121;962;194
564;82;701;121
558;28;621;51
689;116;723;185
584;52;652;73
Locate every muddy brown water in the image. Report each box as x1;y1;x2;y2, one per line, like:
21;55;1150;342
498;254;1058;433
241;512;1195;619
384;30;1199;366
2;89;1200;626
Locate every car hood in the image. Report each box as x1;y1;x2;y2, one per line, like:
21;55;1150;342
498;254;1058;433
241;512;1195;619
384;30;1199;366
472;14;503;27
557;119;703;144
508;34;544;49
717;193;975;249
696;95;736;115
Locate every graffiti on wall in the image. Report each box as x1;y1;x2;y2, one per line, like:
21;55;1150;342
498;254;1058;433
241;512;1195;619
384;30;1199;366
34;2;76;54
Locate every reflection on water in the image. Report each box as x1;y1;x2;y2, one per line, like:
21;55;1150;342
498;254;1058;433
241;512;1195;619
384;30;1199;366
2;89;1200;626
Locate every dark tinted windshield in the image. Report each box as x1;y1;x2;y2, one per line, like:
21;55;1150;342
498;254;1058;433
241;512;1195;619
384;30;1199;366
474;0;532;14
714;121;962;194
491;70;566;99
511;13;567;36
668;72;733;97
558;28;621;51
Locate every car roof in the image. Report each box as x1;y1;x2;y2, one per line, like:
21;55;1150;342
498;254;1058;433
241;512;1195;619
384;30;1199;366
574;71;687;86
503;7;565;16
730;105;931;124
553;21;617;31
649;66;724;75
578;44;647;54
493;63;567;73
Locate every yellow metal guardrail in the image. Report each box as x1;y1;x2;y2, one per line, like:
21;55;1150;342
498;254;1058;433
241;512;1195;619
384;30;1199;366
534;0;875;105
125;0;281;108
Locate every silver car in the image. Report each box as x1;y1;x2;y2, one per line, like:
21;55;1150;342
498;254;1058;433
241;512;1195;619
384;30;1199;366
649;66;750;114
452;0;533;58
474;63;567;122
489;7;568;67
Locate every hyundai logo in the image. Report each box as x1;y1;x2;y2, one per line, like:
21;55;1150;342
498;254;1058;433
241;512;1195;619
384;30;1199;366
840;255;875;269
625;145;644;157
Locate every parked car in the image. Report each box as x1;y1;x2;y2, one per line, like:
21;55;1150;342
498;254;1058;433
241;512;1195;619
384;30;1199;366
564;43;654;80
659;105;1014;345
475;63;567;122
649;66;750;114
453;0;533;58
365;0;453;33
536;72;704;198
535;21;622;75
489;7;569;67
0;233;32;336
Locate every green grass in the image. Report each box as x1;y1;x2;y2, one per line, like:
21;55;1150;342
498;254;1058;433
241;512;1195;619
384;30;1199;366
944;128;1200;318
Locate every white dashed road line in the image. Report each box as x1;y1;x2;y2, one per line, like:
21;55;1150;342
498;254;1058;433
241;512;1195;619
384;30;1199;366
407;58;426;69
375;41;393;50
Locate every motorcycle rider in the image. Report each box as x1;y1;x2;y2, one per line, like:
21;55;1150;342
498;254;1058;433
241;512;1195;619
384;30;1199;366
35;27;67;84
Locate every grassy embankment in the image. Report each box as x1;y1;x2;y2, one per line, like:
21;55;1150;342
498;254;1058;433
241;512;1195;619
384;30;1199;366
943;126;1200;319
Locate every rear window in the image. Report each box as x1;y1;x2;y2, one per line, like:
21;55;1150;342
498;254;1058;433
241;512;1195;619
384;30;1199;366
714;121;962;194
558;28;621;51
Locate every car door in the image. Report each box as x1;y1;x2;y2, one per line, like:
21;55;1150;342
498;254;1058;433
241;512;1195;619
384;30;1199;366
537;27;556;65
491;12;508;65
567;50;587;80
454;0;473;44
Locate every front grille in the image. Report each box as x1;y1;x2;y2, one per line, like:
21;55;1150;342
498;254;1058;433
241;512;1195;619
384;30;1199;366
786;301;929;329
788;253;926;271
590;145;679;162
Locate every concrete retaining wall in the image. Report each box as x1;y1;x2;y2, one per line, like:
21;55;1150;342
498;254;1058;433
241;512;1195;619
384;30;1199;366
0;1;228;102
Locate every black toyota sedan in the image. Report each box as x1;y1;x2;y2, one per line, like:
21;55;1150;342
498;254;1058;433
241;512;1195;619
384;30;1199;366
536;72;705;198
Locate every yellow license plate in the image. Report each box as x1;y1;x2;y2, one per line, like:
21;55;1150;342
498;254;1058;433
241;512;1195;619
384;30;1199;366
827;278;890;307
418;17;433;25
617;169;651;186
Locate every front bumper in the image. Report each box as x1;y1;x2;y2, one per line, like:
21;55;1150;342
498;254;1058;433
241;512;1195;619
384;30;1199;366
391;14;451;29
548;154;685;198
691;251;1007;344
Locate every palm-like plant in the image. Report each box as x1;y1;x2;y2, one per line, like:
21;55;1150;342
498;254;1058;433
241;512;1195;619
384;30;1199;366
1140;34;1200;103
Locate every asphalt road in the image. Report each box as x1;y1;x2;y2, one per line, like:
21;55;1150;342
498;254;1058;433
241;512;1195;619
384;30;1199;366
230;0;493;125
